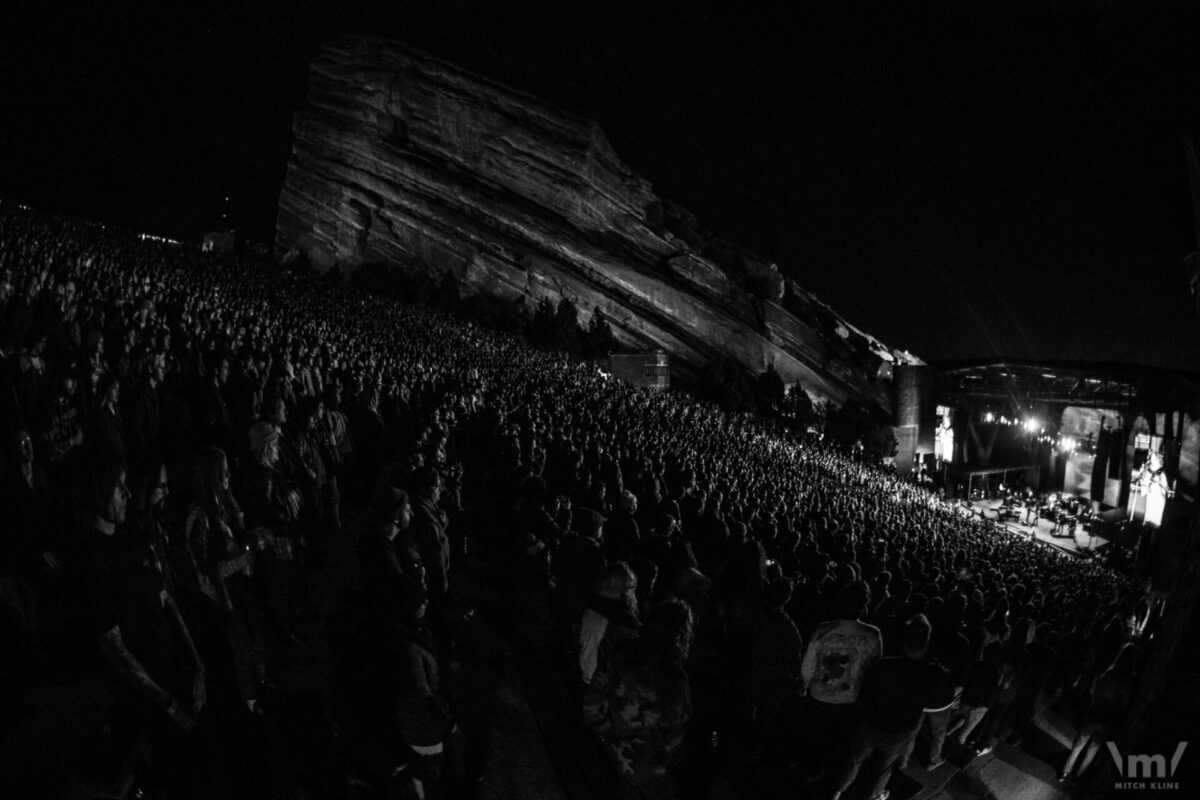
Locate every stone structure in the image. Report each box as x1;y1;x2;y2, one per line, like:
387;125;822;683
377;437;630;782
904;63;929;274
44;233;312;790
277;37;916;407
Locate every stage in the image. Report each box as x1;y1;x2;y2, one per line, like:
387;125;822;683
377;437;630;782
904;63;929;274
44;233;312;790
966;498;1111;557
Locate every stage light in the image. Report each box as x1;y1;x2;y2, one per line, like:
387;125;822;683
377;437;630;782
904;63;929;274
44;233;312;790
1061;437;1076;452
984;412;994;423
1023;418;1039;433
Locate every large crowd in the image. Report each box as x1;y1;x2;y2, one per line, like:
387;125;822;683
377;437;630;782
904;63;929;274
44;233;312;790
0;204;1160;800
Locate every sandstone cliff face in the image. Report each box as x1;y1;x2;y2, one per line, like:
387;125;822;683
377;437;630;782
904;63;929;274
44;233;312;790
277;37;911;407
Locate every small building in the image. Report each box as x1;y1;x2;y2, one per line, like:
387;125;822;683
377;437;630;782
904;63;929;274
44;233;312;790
609;351;670;390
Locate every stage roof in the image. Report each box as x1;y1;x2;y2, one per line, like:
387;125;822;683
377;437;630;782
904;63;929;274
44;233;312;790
934;359;1200;410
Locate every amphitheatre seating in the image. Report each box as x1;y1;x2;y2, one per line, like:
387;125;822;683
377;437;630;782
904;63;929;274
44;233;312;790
0;205;1150;798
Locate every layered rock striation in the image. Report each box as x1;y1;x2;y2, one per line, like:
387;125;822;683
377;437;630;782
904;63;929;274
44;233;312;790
277;36;914;407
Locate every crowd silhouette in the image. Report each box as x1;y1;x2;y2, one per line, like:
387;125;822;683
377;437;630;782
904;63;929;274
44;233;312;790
0;204;1159;800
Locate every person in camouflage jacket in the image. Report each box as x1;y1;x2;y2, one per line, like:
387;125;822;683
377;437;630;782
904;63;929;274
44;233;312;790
583;598;693;800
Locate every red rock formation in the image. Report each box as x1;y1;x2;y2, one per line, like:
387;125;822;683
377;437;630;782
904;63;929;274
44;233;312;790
277;36;913;407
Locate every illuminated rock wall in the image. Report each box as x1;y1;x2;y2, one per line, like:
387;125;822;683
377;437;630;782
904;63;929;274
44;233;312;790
277;36;910;406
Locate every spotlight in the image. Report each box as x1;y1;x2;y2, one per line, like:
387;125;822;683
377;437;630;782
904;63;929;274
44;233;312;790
984;412;994;423
1023;418;1039;433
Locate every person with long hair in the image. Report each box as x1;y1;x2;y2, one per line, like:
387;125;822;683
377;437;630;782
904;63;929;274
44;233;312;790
127;460;189;607
183;446;266;713
90;373;126;462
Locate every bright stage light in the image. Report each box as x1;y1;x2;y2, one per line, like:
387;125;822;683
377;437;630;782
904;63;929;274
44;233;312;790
1061;436;1076;452
1023;418;1039;432
984;412;994;423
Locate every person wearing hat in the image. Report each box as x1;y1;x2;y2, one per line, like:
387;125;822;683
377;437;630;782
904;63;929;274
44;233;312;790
359;486;423;603
829;615;953;800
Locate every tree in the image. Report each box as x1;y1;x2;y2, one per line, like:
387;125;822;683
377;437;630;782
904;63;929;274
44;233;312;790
700;356;756;412
435;270;461;313
528;297;557;348
583;308;618;359
754;364;786;414
826;402;897;463
552;297;582;355
785;383;818;431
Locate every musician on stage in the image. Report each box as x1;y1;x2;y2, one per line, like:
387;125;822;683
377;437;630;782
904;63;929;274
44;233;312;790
1051;494;1067;537
1021;488;1038;526
1131;451;1172;526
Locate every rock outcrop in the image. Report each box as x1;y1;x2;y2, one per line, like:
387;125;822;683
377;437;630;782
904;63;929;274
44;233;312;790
277;37;915;407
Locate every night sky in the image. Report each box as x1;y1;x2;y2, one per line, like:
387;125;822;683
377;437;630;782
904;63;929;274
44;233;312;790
3;2;1199;369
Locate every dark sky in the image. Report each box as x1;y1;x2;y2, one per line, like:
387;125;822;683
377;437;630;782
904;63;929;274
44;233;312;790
3;1;1199;369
